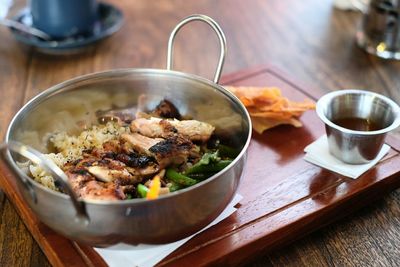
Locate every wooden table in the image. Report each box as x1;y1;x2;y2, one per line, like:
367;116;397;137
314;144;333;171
1;0;399;266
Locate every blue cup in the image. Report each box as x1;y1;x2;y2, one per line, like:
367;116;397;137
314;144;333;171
30;0;99;39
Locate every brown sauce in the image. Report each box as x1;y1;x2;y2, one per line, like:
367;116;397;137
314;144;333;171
332;117;382;131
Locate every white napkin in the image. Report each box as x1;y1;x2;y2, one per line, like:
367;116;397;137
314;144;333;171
304;135;390;179
0;0;12;19
94;194;243;267
333;0;370;11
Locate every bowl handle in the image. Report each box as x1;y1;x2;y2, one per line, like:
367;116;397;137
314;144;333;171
166;14;227;84
0;142;90;225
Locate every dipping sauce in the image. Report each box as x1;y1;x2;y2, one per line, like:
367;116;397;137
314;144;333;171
332;117;382;131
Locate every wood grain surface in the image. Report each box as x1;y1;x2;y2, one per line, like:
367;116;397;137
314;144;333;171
0;0;400;266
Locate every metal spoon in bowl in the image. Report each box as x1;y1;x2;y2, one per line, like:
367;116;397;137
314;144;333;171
1;18;51;40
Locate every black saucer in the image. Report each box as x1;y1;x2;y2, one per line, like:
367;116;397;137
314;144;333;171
10;2;123;54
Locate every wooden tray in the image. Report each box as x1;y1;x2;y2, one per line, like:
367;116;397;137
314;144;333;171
1;66;400;267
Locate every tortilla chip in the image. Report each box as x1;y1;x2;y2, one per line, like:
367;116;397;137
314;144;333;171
252;117;303;134
225;86;315;133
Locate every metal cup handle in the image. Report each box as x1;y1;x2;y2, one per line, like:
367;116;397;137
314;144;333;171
166;14;227;84
0;141;89;225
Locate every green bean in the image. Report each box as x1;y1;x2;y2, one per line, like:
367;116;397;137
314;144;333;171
184;151;219;175
218;144;240;158
185;160;233;175
187;173;212;180
168;181;182;192
199;151;220;165
166;168;198;186
137;183;149;198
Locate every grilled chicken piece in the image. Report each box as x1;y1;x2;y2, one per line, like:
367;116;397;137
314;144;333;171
86;157;146;183
102;140;122;153
66;171;126;201
125;165;159;176
79;181;126;201
115;152;154;168
121;132;198;168
66;169;93;188
121;133;163;155
149;135;197;168
170;119;214;142
86;140;122;159
130;117;215;142
87;166;132;182
66;160;138;201
151;99;181;119
116;153;160;176
130;117;175;139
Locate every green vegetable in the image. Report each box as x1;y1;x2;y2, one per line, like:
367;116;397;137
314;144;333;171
184;151;220;175
168;181;183;192
137;184;149;198
125;193;133;200
187;173;211;180
218;144;240;158
186;160;233;176
166;168;198;186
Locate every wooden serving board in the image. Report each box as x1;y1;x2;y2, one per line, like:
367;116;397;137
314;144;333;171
1;65;400;267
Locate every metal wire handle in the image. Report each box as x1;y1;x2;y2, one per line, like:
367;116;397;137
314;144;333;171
0;141;89;225
167;14;227;84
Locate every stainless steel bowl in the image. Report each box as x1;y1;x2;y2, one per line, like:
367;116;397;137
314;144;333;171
1;15;252;246
316;89;400;164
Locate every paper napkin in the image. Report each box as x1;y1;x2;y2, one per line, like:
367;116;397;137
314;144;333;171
304;135;390;179
333;0;369;10
94;194;243;267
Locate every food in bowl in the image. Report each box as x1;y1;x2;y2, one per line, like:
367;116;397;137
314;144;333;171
29;99;237;201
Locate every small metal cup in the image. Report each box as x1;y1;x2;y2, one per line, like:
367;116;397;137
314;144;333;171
316;89;400;164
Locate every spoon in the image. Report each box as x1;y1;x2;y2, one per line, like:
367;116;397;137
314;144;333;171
1;18;52;40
